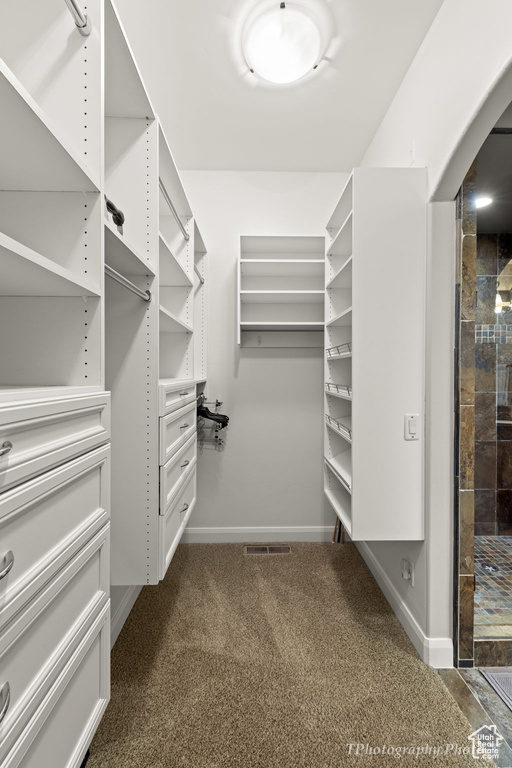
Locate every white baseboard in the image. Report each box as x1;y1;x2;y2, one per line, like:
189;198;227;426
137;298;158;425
110;585;142;648
356;542;453;668
182;526;333;543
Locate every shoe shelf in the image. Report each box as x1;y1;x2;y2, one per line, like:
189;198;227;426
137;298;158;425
325;383;352;400
325;414;352;442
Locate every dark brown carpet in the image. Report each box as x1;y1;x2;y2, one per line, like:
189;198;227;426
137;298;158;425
89;543;476;767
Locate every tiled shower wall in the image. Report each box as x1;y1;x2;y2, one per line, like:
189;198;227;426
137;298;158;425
456;162;512;666
475;233;512;537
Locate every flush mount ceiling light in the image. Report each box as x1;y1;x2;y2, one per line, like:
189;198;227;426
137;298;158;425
475;196;493;209
243;2;323;84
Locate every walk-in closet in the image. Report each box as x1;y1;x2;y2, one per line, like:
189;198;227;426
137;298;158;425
2;1;512;766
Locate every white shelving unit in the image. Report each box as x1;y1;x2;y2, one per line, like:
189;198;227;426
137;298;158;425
324;168;426;541
238;236;325;346
103;1;208;587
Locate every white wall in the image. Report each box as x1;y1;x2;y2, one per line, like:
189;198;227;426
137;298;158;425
354;0;512;666
181;171;346;542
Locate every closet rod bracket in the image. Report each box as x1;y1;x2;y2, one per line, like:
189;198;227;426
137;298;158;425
64;0;92;35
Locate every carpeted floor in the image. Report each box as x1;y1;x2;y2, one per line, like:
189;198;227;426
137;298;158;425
88;543;477;767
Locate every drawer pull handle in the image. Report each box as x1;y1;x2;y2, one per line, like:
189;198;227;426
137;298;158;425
0;441;12;457
179;391;189;396
0;551;14;580
180;423;189;429
0;682;10;724
181;460;190;468
180;503;189;514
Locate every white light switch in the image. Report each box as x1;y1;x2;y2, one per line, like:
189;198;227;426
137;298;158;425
404;414;419;441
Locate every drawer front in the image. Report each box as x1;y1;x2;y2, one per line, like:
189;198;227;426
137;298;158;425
0;394;110;493
2;604;110;768
159;402;196;465
159;434;197;515
159;467;196;580
0;527;109;752
0;446;110;630
159;383;196;417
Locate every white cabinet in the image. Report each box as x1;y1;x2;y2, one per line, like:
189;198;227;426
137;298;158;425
324;168;426;541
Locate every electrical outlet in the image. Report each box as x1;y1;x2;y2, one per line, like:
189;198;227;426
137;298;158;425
401;558;415;587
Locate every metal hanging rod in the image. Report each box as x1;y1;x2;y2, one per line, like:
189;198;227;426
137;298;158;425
194;264;205;285
159;179;190;242
64;0;91;35
105;265;151;302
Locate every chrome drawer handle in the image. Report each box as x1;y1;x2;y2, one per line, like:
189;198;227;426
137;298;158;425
0;441;12;457
180;503;189;514
180;423;189;429
0;682;10;724
0;551;14;580
181;460;190;468
179;391;189;396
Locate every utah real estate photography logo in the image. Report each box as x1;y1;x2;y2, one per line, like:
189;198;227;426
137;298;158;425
468;725;503;761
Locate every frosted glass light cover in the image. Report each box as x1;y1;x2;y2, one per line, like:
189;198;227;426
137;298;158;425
244;7;321;84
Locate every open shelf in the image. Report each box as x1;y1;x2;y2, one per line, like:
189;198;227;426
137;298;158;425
327;308;352;327
0;232;100;297
0;60;99;192
327;175;353;234
160;306;193;334
327;212;352;261
105;220;155;276
240;291;324;303
325;383;352;401
159;233;192;286
241;322;324;332
325;452;352;493
324;485;352;535
326;342;352;359
326;414;352;442
240;259;324;277
105;0;155;119
327;256;353;289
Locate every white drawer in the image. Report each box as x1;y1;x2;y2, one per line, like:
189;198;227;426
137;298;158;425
0;445;109;630
159;434;197;515
159;402;196;465
158;382;196;417
159;467;196;580
1;603;110;768
0;527;109;755
0;394;110;493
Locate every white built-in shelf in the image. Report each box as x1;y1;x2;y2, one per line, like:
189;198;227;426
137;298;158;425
324;486;352;535
325;453;352;493
0;232;100;297
326;343;352;360
325;383;352;401
327;212;352;260
241;322;324;332
326;414;352;442
0;385;101;404
105;0;155;119
240;291;324;304
105;220;155;276
0;60;99;192
327;256;353;289
327;175;353;234
159;232;192;286
327;307;352;327
159;306;193;334
240;259;324;277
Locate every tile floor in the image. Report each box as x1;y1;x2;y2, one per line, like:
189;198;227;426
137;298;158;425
475;536;512;639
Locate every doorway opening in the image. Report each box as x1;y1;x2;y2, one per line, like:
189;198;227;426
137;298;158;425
455;101;512;667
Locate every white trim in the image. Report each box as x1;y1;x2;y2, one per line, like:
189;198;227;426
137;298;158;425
110;586;142;648
182;526;333;543
356;542;453;668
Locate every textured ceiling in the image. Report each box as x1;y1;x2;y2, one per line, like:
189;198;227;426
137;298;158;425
114;0;444;172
